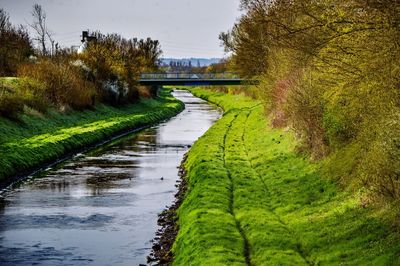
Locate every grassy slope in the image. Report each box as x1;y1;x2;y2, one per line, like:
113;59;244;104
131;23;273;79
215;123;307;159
0;89;184;182
172;88;400;265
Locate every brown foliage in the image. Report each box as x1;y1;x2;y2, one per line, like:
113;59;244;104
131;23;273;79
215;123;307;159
79;33;162;104
18;59;96;110
0;9;33;76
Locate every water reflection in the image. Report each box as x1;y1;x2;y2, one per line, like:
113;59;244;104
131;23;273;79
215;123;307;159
0;90;221;265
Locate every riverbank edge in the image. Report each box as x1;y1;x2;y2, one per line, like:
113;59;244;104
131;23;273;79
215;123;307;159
148;88;230;265
0;89;184;190
147;155;188;265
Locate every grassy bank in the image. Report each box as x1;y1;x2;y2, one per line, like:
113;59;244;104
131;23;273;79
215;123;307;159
171;88;399;265
0;89;184;185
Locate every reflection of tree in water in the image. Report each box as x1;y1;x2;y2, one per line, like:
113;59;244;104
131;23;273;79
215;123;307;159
83;127;160;196
48;178;70;193
25;174;71;193
85;171;136;195
84;127;160;158
127;127;159;153
0;197;8;216
135;127;158;144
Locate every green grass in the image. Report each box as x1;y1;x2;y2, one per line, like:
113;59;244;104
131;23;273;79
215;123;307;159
0;89;184;182
0;77;21;87
172;87;400;265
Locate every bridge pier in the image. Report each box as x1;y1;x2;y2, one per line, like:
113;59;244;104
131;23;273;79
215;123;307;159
150;85;160;98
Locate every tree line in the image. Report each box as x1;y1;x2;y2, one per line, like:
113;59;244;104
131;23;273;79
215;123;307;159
220;0;400;206
0;4;162;118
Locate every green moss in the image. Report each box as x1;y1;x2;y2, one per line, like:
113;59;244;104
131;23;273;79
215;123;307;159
0;89;184;181
172;88;400;265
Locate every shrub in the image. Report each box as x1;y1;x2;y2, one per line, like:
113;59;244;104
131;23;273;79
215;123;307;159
0;78;44;119
285;70;329;158
0;88;24;119
18;59;96;110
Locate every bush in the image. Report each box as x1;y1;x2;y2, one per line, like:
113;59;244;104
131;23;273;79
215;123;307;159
0;78;46;119
18;59;96;110
0;88;24;119
285;70;329;158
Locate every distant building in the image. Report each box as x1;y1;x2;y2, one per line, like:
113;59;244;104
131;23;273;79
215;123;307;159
78;30;97;54
81;31;97;43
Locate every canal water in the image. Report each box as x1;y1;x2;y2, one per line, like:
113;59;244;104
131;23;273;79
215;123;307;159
0;90;221;265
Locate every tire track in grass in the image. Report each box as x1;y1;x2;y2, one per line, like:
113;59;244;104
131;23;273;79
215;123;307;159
222;110;252;266
172;111;248;265
241;108;311;265
183;88;400;265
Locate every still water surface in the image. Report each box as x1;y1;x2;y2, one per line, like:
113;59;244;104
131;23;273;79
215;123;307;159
0;90;221;265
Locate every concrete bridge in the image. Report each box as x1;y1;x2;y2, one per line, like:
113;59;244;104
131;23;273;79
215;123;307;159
139;73;258;86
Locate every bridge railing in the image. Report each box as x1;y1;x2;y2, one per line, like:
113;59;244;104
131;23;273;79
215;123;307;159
140;72;240;80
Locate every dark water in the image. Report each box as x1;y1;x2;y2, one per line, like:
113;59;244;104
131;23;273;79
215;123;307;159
0;90;221;266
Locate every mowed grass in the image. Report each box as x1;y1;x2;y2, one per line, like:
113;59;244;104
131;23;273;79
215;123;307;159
0;89;184;182
172;87;400;265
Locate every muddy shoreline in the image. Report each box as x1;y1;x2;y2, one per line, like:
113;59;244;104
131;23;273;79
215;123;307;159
147;155;188;265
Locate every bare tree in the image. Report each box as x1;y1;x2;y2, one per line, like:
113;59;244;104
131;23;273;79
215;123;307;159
30;3;52;55
47;31;55;56
0;9;12;32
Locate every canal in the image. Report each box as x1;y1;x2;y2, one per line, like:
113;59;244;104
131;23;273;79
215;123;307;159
0;90;221;265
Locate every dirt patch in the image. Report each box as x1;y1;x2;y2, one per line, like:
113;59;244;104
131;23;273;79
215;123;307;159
147;156;188;265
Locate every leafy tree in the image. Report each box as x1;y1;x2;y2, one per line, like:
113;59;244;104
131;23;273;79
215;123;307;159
80;32;162;103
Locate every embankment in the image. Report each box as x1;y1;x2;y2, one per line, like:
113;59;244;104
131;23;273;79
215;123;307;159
167;88;399;265
0;89;184;188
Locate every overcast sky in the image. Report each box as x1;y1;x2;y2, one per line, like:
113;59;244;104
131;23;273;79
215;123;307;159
1;0;242;58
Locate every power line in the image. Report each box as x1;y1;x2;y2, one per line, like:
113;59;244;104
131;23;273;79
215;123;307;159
53;30;81;37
